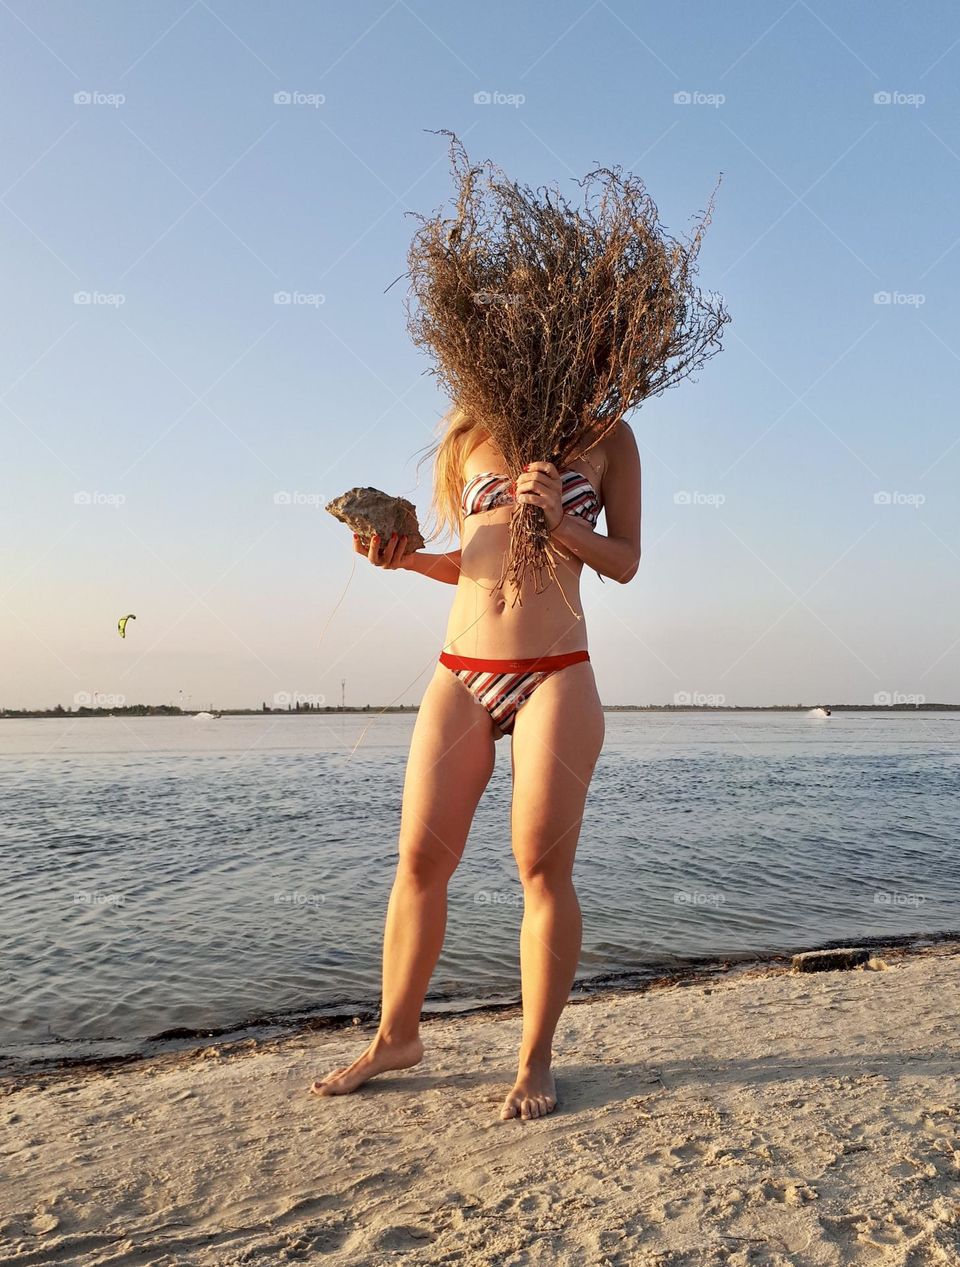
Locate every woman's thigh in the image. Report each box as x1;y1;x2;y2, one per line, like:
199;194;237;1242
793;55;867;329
397;663;498;877
509;661;605;880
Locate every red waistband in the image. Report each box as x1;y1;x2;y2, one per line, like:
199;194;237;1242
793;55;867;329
439;649;590;674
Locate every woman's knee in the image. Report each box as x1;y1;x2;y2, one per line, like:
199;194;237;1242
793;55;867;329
395;841;461;889
513;848;577;895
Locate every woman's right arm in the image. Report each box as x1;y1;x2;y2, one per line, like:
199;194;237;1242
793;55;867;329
399;548;461;584
355;533;461;584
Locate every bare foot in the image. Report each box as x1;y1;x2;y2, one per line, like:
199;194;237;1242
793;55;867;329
500;1063;558;1121
309;1035;423;1096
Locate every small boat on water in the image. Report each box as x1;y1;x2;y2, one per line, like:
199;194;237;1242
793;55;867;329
191;711;222;721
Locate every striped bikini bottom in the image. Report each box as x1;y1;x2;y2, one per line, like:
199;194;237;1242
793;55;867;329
438;649;590;738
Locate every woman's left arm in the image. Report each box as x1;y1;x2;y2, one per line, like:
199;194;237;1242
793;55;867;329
520;422;642;583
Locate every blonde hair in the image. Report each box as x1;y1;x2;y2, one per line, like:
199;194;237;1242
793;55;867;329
417;405;487;545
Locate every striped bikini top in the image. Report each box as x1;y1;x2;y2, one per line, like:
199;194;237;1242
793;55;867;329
461;468;601;527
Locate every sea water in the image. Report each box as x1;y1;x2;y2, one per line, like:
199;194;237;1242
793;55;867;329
2;711;957;1072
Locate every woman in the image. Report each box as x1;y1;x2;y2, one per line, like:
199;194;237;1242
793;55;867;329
311;406;642;1119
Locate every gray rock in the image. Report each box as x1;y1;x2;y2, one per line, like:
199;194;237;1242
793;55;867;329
791;947;871;973
325;487;425;553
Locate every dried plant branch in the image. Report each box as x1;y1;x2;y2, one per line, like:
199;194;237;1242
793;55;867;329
405;130;731;600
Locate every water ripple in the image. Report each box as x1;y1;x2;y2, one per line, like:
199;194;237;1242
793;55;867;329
1;712;958;1070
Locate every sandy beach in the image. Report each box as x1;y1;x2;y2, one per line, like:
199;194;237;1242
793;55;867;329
3;939;959;1266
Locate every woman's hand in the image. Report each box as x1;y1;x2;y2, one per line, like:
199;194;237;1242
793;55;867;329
515;461;563;531
354;531;410;569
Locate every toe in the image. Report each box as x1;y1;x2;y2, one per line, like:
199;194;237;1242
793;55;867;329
500;1097;520;1120
310;1066;348;1095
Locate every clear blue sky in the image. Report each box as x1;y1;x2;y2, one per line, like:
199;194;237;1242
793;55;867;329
2;1;958;710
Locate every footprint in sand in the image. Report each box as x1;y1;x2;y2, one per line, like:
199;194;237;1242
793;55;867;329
849;1210;931;1248
372;1223;437;1251
491;1188;549;1218
666;1138;719;1166
759;1177;819;1205
708;1187;748;1219
291;1222;352;1256
887;1153;939;1179
29;1212;60;1235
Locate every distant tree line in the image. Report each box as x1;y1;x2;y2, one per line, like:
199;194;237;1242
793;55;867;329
3;701;957;719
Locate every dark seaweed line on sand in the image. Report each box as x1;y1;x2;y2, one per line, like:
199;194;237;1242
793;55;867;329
3;929;958;1093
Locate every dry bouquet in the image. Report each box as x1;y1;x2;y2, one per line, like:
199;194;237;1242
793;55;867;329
404;130;731;600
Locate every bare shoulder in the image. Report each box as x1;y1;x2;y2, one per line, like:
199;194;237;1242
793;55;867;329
607;418;639;456
462;428;501;476
594;419;639;475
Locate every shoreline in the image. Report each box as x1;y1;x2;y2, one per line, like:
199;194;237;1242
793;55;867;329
5;928;957;1094
4;935;959;1265
4;705;960;719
